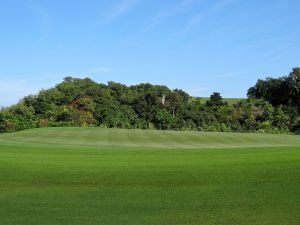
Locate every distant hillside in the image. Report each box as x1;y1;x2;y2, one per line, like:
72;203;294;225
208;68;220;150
191;97;245;106
0;72;299;134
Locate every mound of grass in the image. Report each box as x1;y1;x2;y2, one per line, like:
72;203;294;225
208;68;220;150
1;127;299;149
0;128;299;225
191;97;245;105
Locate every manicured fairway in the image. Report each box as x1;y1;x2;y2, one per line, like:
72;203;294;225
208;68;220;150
0;128;299;225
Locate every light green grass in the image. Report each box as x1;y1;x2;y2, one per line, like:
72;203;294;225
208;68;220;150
0;128;299;225
191;97;245;105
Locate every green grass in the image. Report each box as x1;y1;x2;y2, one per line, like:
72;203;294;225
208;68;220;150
0;128;299;225
191;97;245;105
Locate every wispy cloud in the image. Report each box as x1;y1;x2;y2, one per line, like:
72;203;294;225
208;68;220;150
105;0;138;24
181;0;209;7
145;0;202;31
121;0;201;41
180;0;239;35
182;12;206;33
213;0;237;10
29;4;53;39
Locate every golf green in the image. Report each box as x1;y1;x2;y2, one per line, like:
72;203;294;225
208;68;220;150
0;128;299;225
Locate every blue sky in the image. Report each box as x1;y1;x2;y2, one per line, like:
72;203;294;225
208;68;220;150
1;0;299;106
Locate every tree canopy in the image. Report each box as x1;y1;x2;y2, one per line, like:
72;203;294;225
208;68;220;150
1;68;299;134
248;68;300;108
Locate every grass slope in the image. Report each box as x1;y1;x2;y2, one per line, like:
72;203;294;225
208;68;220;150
191;97;245;105
0;128;299;225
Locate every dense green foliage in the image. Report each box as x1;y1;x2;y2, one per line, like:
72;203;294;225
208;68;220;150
0;128;299;225
1;68;299;134
248;68;300;108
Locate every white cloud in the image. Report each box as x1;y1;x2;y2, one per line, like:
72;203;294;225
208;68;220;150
180;0;239;34
213;0;237;10
121;0;202;41
181;0;209;6
105;0;138;23
145;0;201;30
29;4;53;39
183;12;206;33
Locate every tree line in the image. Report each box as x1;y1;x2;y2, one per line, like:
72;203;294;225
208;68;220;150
1;68;299;134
